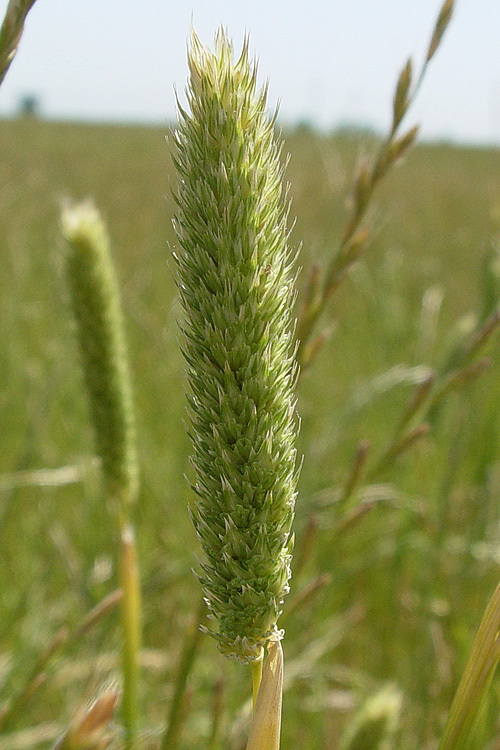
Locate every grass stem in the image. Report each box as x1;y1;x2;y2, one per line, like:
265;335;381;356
251;650;264;709
160;597;207;750
118;521;141;749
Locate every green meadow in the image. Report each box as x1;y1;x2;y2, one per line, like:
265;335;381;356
2;116;500;748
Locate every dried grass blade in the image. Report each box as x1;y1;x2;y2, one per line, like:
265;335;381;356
246;641;283;750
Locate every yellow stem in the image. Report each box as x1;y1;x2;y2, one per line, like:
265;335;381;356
246;642;284;750
119;519;141;749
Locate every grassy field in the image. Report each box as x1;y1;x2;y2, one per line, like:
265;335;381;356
2;117;500;749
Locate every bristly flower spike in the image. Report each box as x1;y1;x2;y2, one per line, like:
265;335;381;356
61;201;138;512
173;29;300;663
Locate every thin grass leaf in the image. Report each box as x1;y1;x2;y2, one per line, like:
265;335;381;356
438;581;500;750
160;598;207;750
0;592;121;732
0;629;69;732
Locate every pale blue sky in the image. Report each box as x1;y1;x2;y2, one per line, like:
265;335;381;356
0;0;499;144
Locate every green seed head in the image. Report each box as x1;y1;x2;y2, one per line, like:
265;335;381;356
62;201;138;510
173;30;299;662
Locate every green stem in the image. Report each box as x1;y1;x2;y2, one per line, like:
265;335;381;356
251;649;264;709
119;520;141;749
160;597;207;750
0;627;69;731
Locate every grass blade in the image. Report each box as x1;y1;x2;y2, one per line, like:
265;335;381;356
438;581;500;750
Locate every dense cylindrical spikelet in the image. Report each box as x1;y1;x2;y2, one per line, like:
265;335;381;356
62;201;138;509
173;30;299;663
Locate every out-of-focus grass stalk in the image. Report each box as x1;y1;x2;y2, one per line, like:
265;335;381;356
346;307;499;487
376;308;500;474
281;574;331;627
395;372;435;436
0;628;69;732
0;591;121;732
0;462;94;493
118;525;141;744
424;309;500;428
480;234;500;324
292;512;319;577
207;678;225;750
338;440;370;509
438;582;500;750
0;0;37;88
160;598;207;750
339;685;402;750
61;202;140;749
296;0;455;369
368;423;430;479
70;589;123;645
51;691;119;750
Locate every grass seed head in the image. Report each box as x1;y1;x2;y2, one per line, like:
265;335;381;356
61;201;138;510
173;30;299;662
426;0;455;63
392;58;412;131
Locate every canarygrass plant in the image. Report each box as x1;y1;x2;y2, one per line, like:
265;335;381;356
7;1;500;748
172;30;299;668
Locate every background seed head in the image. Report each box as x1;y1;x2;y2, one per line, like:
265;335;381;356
62;201;138;510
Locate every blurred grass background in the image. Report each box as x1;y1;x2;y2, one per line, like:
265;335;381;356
1;118;500;748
